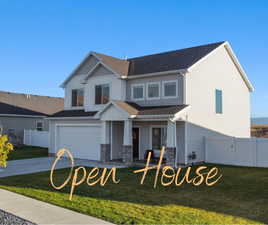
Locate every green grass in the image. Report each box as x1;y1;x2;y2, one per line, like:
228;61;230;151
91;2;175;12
8;146;48;161
0;164;267;224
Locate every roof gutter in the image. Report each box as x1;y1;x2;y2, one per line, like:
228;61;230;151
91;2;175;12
0;114;46;118
134;114;174;119
46;116;98;120
121;69;188;80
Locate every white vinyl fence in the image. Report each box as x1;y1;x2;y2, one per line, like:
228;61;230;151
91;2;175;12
205;137;268;168
23;129;49;148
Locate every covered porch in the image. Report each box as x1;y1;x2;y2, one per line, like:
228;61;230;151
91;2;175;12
97;101;190;167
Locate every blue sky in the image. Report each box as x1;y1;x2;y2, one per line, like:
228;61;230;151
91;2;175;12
0;0;267;117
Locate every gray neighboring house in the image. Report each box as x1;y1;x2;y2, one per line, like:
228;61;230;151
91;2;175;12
0;91;64;144
48;41;253;166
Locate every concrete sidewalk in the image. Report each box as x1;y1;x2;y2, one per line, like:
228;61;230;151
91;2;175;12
0;188;113;225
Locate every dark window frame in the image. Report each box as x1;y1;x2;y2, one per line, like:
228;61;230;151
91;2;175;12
95;84;110;105
71;89;84;107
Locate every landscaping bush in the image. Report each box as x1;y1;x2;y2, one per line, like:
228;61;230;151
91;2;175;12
0;135;13;167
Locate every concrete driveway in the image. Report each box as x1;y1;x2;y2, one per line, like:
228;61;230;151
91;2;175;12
0;157;127;178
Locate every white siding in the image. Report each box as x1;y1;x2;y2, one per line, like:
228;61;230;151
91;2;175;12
186;45;250;138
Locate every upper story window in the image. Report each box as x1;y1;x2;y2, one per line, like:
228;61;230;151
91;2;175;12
162;80;177;98
147;82;160;100
36;121;44;131
132;84;145;100
95;84;110;105
72;89;84;107
215;89;223;114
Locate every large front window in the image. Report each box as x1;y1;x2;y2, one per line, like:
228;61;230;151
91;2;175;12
152;127;167;150
95;84;110;105
72;89;84;107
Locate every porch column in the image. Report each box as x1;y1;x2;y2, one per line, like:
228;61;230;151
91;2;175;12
100;121;111;162
122;119;133;163
166;120;176;167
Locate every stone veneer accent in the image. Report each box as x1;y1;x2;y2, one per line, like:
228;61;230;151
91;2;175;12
122;145;133;163
100;144;111;162
165;147;176;167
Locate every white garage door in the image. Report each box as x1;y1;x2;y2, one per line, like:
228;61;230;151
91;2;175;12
56;125;101;160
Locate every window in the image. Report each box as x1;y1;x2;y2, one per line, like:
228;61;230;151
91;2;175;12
147;82;160;99
132;84;145;100
215;89;223;114
152;127;167;150
7;128;15;138
36;121;44;131
95;84;110;105
163;80;177;98
72;89;84;107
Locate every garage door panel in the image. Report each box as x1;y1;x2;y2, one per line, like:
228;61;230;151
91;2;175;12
56;125;101;160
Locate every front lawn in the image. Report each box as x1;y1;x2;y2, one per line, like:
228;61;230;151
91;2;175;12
0;164;267;224
8;146;48;161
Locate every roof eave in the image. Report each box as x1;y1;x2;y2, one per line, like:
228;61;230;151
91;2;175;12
121;69;188;79
0;114;46;118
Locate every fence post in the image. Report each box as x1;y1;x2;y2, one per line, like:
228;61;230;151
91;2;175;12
254;137;258;167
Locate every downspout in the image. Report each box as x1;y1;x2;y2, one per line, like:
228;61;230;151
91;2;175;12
180;70;189;165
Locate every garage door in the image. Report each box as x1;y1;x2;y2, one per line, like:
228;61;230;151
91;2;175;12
56;125;101;160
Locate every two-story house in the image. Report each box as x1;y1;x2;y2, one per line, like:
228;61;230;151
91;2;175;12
48;41;253;166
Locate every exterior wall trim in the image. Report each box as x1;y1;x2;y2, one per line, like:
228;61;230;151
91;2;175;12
121;69;187;80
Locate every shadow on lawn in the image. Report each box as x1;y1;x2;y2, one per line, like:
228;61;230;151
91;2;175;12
0;164;267;223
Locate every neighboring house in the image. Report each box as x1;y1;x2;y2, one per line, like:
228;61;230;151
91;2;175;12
48;41;253;166
0;91;64;144
251;125;268;138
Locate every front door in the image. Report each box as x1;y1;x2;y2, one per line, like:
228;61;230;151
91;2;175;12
132;128;139;159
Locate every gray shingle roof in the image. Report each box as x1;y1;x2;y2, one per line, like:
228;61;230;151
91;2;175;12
0;91;64;115
92;41;224;77
113;101;188;116
49;110;97;118
127;42;224;75
0;102;46;116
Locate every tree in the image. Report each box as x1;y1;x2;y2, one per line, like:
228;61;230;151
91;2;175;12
0;135;13;167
